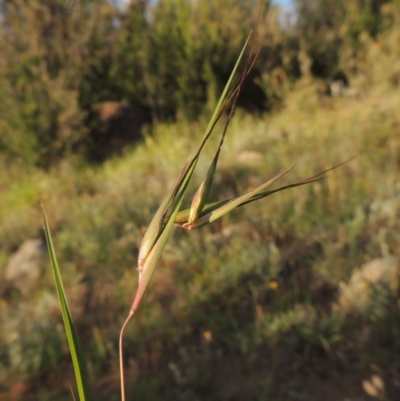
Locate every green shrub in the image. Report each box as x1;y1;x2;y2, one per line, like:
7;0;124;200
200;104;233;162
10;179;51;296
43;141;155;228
0;0;116;167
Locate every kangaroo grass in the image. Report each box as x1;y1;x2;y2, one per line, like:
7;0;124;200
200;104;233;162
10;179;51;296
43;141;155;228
120;30;254;401
119;28;357;401
118;11;271;397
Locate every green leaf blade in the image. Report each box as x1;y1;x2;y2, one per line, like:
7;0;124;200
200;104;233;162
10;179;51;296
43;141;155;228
202;33;252;138
42;204;89;401
183;164;298;229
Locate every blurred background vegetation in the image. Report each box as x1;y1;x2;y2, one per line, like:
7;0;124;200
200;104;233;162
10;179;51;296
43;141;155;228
0;0;399;400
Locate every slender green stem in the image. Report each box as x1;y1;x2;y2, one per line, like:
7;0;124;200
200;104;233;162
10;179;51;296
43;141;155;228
119;310;134;401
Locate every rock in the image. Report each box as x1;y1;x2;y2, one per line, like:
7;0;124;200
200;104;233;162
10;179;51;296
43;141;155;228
329;80;358;98
330;80;347;97
4;239;46;296
336;257;399;314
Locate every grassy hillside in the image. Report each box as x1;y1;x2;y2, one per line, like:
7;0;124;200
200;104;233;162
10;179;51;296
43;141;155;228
1;62;400;400
0;4;400;401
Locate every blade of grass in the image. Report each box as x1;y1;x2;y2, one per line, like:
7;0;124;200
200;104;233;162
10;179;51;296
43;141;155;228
182;164;299;230
178;156;358;229
200;33;252;147
42;203;89;401
188;8;271;224
188;36;252;223
175;177;325;226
